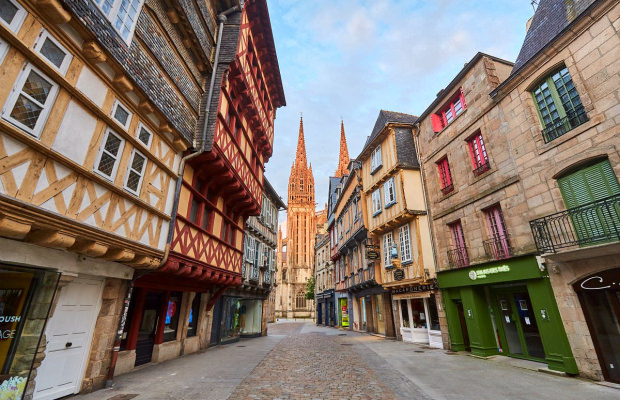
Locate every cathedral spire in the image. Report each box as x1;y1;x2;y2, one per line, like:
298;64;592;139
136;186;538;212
295;116;307;168
335;120;350;177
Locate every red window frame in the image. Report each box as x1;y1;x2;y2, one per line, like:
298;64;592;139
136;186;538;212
448;220;469;267
436;157;454;195
188;177;216;233
432;87;467;132
467;131;490;175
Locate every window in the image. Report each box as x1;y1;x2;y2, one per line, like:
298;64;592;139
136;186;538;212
432;87;466;132
136;122;153;148
353;196;359;221
163;292;181;342
532;66;587;143
484;204;511;260
448;220;469;267
95;129;125;179
0;37;8;65
398;224;412;263
382;231;394;268
111;100;132;129
467;132;490;175
370;145;382;173
2;64;59;137
295;290;306;309
371;188;382;216
92;0;144;43
384;177;396;207
189;178;215;232
33;30;72;74
0;0;27;33
187;294;200;337
124;149;146;195
436;157;453;195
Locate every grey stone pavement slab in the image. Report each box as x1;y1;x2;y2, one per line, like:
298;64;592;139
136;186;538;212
73;321;619;400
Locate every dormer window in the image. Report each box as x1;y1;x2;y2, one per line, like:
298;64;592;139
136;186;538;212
92;0;144;44
432;87;466;132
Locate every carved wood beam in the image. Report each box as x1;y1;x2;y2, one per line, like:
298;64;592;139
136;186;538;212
26;229;76;249
35;0;71;25
104;248;136;262
0;214;32;239
70;239;109;257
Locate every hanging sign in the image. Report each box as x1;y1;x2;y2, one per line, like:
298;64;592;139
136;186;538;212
391;281;437;295
393;269;405;281
366;250;380;260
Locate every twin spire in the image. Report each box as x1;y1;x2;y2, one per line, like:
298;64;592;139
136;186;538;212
294;116;308;168
293;115;350;177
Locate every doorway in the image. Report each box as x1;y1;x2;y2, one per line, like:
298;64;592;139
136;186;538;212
494;288;545;361
135;292;163;366
454;299;471;351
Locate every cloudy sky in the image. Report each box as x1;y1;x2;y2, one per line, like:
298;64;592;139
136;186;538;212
263;0;536;215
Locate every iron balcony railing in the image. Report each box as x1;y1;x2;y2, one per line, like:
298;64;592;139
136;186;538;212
530;193;620;254
447;246;469;268
483;234;513;260
542;104;588;143
473;161;491;176
441;184;454;196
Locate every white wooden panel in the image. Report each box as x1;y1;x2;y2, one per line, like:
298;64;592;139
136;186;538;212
75;67;108;108
52;101;97;166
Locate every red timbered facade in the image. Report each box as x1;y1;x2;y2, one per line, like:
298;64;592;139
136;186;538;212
120;0;285;372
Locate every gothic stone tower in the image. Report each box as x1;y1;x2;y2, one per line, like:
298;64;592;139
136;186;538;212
275;117;316;319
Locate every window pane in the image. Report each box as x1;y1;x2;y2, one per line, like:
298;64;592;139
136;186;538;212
104;134;122;155
114;104;129;125
40;38;66;69
454;98;462;115
131;152;145;172
138;127;151;145
190;198;199;223
22;71;52;104
0;0;18;25
445;107;453;123
10;95;42;129
126;170;141;191
97;152;116;176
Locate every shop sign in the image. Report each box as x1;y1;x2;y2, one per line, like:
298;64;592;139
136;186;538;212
391;282;437;295
366;250;380;260
393;269;405;281
574;268;620;291
468;265;510;280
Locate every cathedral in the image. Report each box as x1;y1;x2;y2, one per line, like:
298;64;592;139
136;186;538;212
275;117;319;319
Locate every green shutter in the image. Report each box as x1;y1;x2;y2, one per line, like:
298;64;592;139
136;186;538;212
557;160;620;245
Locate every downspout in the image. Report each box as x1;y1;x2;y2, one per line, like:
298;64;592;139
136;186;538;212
105;4;239;387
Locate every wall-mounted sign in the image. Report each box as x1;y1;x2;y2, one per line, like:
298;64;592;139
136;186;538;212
391;282;437;295
366;250;380;260
468;265;510;280
575;268;620;291
393;269;405;281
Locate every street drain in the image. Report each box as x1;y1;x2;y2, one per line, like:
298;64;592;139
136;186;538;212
107;395;139;400
237;345;246;347
338;334;347;336
414;350;424;353
340;343;353;346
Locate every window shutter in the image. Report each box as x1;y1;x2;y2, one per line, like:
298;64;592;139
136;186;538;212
558;160;620;209
431;114;443;133
459;87;466;109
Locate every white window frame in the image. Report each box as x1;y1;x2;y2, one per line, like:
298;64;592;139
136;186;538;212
371;188;382;215
370;145;382;172
0;0;27;33
0;38;9;65
398;224;412;263
384;177;396;206
1;63;59;138
111;99;132;130
94;128;125;180
33;29;73;75
92;0;144;44
124;148;147;195
245;235;255;262
383;231;394;268
135;122;153;148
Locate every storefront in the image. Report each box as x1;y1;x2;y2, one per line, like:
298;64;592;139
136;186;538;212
210;295;265;345
334;292;350;329
391;281;443;348
349;286;390;335
573;268;620;383
437;255;578;374
316;289;335;326
0;264;59;400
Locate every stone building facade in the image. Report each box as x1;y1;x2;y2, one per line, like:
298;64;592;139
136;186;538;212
313;233;333;326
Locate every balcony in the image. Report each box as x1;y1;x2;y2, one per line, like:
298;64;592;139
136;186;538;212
441;184;454;196
473;161;491;176
541;104;588;143
447;246;469;268
483;235;513;260
530;194;620;254
347;268;376;291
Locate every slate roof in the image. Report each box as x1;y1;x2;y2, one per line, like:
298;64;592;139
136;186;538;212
263;177;287;210
360;110;418;155
511;0;598;75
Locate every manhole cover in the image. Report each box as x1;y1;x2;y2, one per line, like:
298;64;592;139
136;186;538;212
340;343;353;346
107;395;139;400
237;345;246;347
414;350;424;353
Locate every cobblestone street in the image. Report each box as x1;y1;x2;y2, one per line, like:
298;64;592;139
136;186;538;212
74;321;620;400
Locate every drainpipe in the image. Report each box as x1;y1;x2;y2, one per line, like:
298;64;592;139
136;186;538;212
105;4;239;386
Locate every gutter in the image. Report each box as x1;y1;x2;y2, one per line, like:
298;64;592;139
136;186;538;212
105;4;240;387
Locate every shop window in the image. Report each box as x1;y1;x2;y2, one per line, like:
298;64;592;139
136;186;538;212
436;157;453;195
187;294;200;337
532;66;587;143
33;30;72;75
428;295;441;331
370;145;382;173
398;224;412;263
0;0;27;33
91;0;144;43
163;292;182;342
371;188;382;216
95;129;125;180
136;122;153;148
432;87;466;132
467;131;490;176
2;64;59;137
400;299;410;328
384;177;396;207
111;99;132;130
124;149;146;195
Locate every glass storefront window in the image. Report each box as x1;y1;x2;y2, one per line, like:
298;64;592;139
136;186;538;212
428;295;441;331
1;265;59;400
163;292;182;342
410;299;426;328
221;297;241;343
239;299;262;336
400;299;410;328
187;294;201;338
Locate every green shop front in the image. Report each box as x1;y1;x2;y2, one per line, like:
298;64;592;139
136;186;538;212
437;255;577;374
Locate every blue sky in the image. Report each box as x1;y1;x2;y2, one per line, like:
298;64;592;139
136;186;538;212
263;0;536;214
